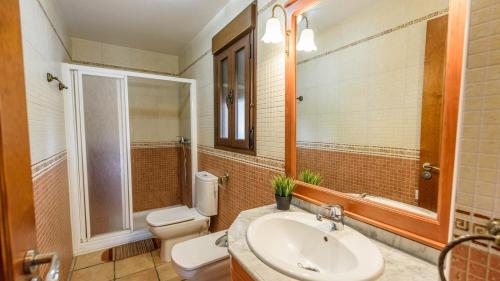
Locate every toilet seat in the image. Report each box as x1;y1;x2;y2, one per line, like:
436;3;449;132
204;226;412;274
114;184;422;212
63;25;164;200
146;205;205;227
171;230;229;271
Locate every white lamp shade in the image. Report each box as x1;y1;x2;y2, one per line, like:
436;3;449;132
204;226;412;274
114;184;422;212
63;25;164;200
297;28;317;52
262;17;284;44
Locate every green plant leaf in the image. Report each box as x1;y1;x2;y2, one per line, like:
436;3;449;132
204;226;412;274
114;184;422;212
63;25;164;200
271;174;296;197
298;169;323;185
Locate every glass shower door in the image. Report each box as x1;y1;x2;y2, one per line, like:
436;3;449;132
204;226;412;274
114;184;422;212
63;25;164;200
75;71;131;239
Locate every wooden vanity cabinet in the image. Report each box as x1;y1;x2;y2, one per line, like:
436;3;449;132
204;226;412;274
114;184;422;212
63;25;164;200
231;256;255;281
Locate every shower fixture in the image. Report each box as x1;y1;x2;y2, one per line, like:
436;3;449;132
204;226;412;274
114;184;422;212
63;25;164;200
178;136;191;144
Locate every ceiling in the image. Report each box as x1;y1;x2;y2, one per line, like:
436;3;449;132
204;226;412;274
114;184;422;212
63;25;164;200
57;0;231;56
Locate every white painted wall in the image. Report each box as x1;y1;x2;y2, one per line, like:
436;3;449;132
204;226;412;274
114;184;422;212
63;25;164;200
72;37;179;74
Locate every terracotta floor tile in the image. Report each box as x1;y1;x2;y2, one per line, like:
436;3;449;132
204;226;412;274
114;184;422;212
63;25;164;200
156;263;183;281
116;268;159;281
70;263;114;281
115;253;155;278
74;250;107;270
152;249;168;267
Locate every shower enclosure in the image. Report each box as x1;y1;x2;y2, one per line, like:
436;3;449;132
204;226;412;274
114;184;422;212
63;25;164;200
63;64;197;254
128;77;193;229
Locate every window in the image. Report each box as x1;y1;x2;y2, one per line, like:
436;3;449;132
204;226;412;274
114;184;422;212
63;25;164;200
213;4;256;154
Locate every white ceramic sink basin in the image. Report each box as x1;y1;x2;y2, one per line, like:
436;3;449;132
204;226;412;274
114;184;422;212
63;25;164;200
246;212;384;281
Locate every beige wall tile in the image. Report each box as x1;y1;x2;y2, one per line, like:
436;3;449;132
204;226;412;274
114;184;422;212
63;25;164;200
452;0;500;276
296;0;448;150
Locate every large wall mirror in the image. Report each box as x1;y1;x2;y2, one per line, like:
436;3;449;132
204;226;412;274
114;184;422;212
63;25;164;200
285;0;467;248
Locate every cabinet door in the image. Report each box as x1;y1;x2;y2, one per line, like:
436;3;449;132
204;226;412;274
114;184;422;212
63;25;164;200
231;33;252;149
215;49;233;147
231;257;255;281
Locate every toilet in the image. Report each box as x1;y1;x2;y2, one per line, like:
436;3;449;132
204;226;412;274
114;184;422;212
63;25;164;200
171;230;230;281
146;171;219;261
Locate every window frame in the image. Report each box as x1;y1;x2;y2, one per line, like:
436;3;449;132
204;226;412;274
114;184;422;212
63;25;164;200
214;30;256;155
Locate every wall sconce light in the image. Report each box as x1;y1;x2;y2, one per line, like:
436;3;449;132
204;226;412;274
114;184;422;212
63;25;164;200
262;4;290;53
296;14;317;52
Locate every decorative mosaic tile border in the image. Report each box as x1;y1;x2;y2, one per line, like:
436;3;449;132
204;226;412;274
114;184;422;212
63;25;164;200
454;209;500;252
31;150;67;179
297;9;449;65
296;141;420;160
131;141;181;149
198;145;284;172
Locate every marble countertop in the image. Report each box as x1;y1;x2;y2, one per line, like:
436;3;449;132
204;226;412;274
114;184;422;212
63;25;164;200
227;205;438;281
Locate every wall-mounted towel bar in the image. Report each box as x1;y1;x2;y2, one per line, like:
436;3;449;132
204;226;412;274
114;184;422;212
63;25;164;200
438;219;500;281
47;73;68;91
218;172;229;185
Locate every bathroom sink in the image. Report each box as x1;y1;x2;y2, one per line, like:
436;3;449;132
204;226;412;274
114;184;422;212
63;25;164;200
246;212;384;281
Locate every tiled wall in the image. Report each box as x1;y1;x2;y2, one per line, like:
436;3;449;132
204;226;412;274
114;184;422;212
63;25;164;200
19;0;73;280
32;158;73;280
297;146;419;205
180;0;285;161
128;79;183;143
450;0;500;280
297;0;448;150
20;0;70;164
128;78;191;211
71;37;179;75
198;148;281;231
179;0;286;231
131;143;182;212
295;0;449;206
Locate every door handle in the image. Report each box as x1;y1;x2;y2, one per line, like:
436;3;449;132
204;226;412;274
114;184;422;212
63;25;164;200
422;162;440;173
24;250;60;281
226;90;234;106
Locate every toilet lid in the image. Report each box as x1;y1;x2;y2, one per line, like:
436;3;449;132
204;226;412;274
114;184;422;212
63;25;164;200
171;230;229;271
146;206;195;227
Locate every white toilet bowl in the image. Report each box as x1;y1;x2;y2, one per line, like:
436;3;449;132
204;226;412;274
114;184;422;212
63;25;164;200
146;171;219;262
147;205;209;261
171;230;230;281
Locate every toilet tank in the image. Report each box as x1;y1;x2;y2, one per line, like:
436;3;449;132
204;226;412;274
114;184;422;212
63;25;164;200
195;171;219;216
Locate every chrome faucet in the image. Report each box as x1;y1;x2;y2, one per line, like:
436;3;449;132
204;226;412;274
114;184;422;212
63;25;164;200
316;204;345;231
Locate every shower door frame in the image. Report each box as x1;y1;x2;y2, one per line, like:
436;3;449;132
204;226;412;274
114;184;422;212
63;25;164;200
62;63;198;255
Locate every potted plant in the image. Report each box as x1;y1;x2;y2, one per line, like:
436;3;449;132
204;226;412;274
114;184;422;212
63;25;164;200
299;169;323;185
272;174;296;210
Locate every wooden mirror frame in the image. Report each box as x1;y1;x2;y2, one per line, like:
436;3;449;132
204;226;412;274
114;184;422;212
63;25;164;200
284;0;468;249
